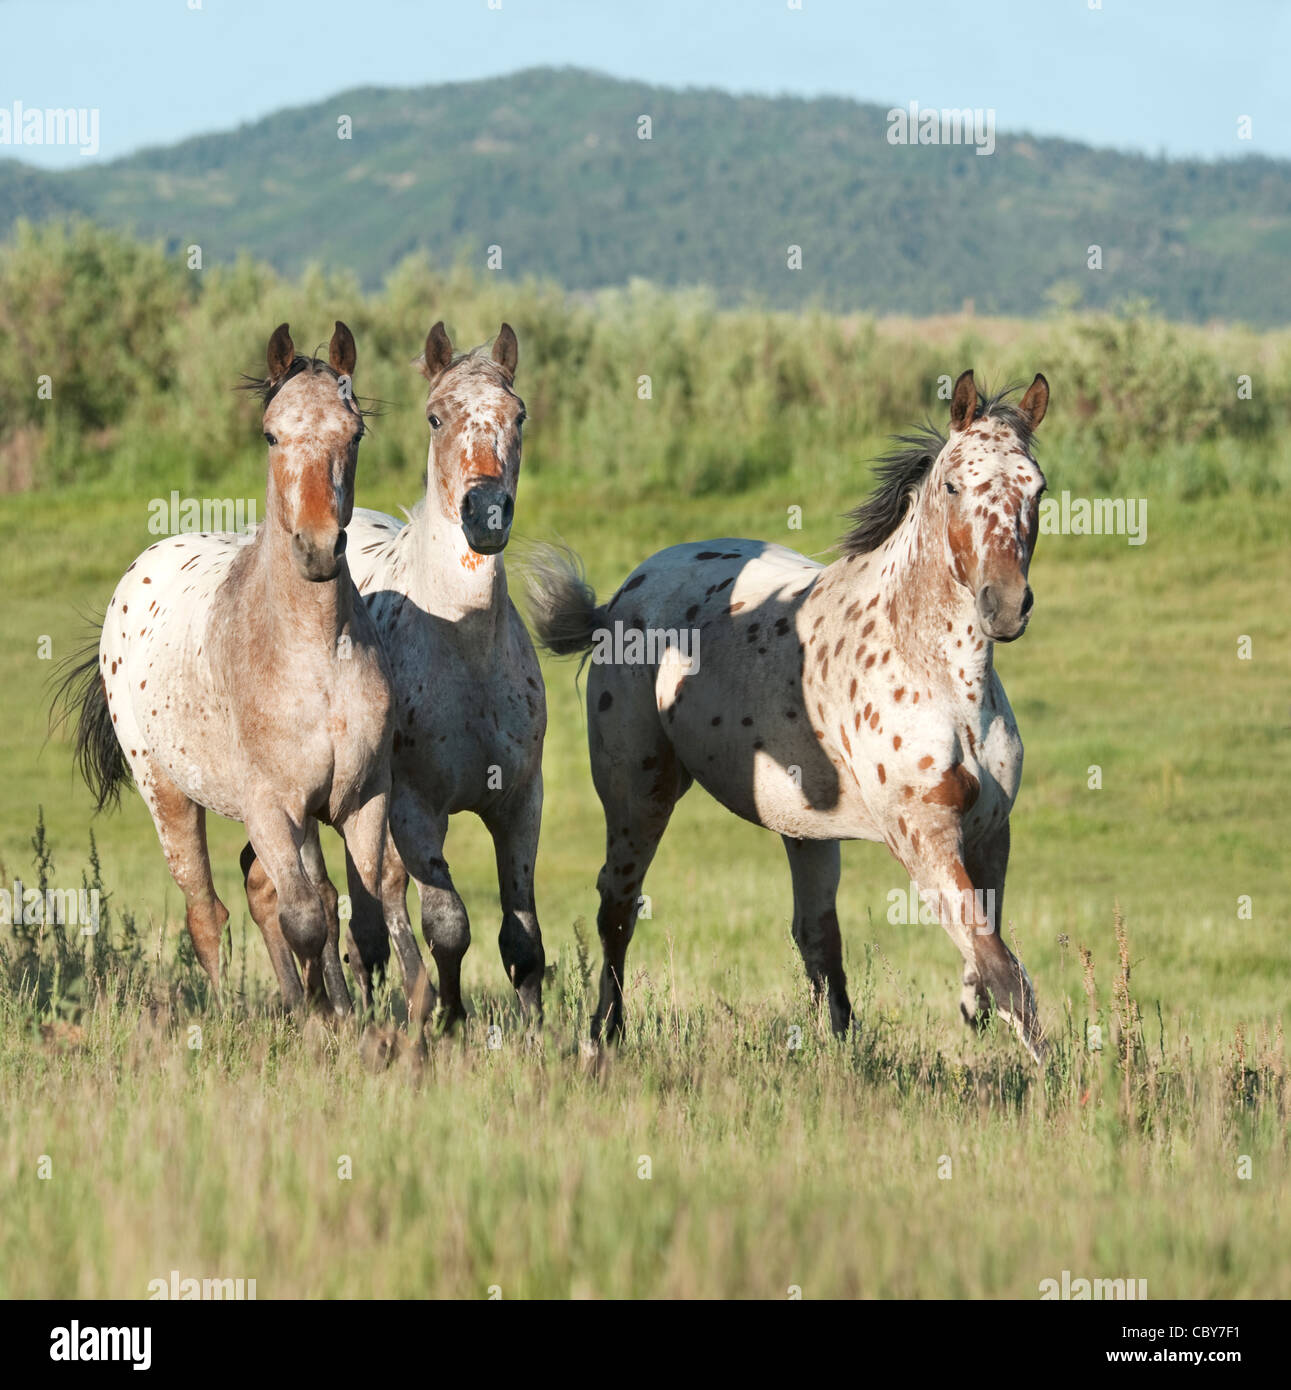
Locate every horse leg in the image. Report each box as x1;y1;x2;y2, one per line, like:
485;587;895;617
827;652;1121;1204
589;721;691;1045
300;820;345;1011
244;805;350;1018
239;823;339;1011
390;792;469;1029
240;840;306;1011
338;790;394;1011
899;818;1043;1062
140;758;229;991
483;773;546;1021
330;784;400;1020
781;836;852;1035
963;821;1044;1057
354;822;437;1029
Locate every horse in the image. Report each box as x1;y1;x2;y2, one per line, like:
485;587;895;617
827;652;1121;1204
56;322;396;1016
527;370;1050;1061
241;320;546;1029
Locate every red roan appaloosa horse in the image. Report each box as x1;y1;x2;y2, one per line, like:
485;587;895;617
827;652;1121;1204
528;371;1050;1062
243;321;546;1030
59;323;396;1016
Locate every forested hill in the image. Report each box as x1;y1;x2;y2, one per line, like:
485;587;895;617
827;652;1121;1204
2;67;1287;324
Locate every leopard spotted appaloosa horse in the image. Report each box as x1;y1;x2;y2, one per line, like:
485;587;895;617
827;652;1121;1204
57;323;396;1015
528;371;1050;1061
242;321;546;1029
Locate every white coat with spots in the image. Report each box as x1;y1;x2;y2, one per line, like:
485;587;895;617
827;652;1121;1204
63;324;395;1015
529;371;1050;1060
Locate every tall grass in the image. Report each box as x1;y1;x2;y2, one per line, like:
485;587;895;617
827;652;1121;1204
3;219;1289;503
1;822;1286;1298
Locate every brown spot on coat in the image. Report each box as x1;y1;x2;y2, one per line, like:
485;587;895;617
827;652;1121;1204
921;764;980;813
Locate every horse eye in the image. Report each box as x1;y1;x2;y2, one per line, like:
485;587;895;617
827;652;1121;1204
517;411;527;426
428;414;441;429
945;481;958;496
264;432;278;447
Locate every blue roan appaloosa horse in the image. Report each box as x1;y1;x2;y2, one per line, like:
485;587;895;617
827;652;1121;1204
243;321;546;1028
58;324;397;1015
529;371;1050;1061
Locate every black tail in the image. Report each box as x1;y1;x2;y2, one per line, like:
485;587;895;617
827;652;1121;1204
520;542;607;657
50;628;131;812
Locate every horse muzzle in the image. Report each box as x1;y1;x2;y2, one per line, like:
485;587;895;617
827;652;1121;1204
976;582;1033;642
460;482;514;554
292;527;346;582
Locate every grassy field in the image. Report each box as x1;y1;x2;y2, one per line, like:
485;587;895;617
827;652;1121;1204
2;438;1288;1298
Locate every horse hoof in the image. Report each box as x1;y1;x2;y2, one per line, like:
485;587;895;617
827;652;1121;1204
358;1023;398;1073
394;1029;429;1079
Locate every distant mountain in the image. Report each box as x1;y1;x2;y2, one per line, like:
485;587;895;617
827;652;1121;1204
3;68;1288;324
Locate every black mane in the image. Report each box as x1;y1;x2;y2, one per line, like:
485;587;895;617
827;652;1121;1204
239;354;369;421
839;385;1036;557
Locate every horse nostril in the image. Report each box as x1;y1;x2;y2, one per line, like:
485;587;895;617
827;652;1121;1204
461;493;476;520
1020;586;1034;616
502;495;514;523
333;531;347;559
978;584;999;620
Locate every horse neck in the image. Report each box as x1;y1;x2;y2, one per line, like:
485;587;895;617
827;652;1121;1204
828;499;994;689
254;514;353;652
409;497;509;642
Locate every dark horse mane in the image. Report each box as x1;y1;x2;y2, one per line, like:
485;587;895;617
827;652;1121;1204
239;353;372;420
839;384;1037;557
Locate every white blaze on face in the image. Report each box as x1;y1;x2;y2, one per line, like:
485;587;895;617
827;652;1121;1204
426;361;524;522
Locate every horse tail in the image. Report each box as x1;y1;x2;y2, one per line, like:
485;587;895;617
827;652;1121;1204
50;626;131;812
522;542;607;657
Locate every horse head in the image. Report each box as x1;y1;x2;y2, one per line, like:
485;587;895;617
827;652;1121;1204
260;321;365;582
417;320;525;558
934;370;1049;641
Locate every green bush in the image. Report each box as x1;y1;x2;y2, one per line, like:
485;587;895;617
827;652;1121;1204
2;219;1288;502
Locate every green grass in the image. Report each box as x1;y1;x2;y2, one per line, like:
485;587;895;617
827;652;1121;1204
1;455;1288;1298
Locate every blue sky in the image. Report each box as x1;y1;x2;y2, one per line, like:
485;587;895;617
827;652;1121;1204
1;0;1285;167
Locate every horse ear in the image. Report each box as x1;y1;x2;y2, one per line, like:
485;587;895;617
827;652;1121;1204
419;321;453;381
329;321;357;378
949;369;976;432
492;322;518;381
267;323;295;383
1018;373;1049;429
